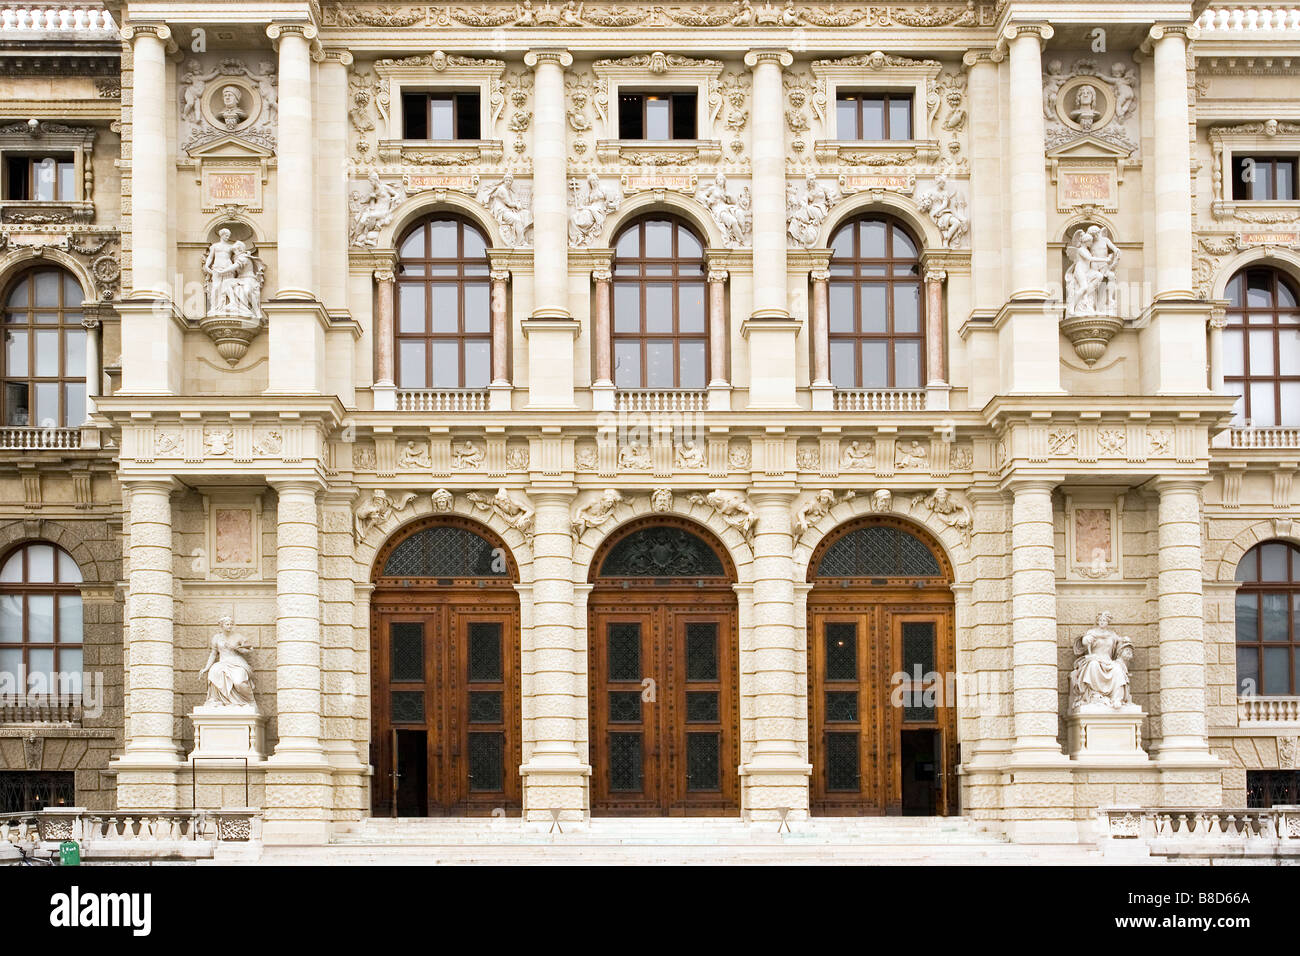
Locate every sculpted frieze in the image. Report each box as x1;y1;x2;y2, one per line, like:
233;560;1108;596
1042;57;1139;156
322;2;995;30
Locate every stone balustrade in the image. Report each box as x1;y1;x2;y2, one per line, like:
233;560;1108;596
1197;5;1300;31
0;4;116;32
1238;696;1300;723
0;427;81;450
1098;806;1300;855
0;808;260;860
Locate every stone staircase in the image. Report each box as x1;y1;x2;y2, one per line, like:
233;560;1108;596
249;816;1113;865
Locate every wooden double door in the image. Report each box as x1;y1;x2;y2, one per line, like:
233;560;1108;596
589;592;739;815
370;591;521;816
808;592;957;816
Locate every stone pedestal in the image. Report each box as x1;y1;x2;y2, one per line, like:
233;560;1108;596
1067;709;1148;764
189;706;266;760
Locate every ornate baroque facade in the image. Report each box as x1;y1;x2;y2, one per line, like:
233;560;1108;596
1;0;1299;844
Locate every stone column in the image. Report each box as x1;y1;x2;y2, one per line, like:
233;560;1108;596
522;50;577;408
591;265;614;410
1007;480;1067;765
490;265;512;410
809;264;833;411
316;51;352;310
119;480;179;766
124;23;170;299
1150;25;1196;300
707;263;731;410
268;23;316;299
744;49;793;320
265;23;328;396
1208;308;1226;393
119;23;183;396
744;490;812;819
924;267;949;410
373;266;395;409
81;313;100;422
1153;479;1215;764
1137;24;1209;397
265;481;331;842
963;51;1002;313
1005;23;1052;299
519;491;588;822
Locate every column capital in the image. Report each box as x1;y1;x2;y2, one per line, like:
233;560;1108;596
373;268;395;284
708;266;730;283
591;267;612;282
120;21;172;44
524;49;573;68
266;21;319;45
924;268;948;284
122;477;180;496
1149;475;1209;495
1001;22;1054;45
809;268;830;283
962;48;999;68
270;478;325;496
491;268;513;283
316;47;354;67
1003;477;1059;496
1147;22;1199;45
744;49;793;69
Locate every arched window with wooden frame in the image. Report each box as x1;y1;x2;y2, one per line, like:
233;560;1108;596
1;266;86;427
1235;539;1300;696
1223;265;1300;427
0;542;83;700
827;216;924;390
611;216;708;390
395;215;492;390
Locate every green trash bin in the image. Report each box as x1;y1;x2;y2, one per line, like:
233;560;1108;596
58;841;81;866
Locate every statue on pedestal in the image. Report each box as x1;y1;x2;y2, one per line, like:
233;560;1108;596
1068;611;1138;713
198;616;256;710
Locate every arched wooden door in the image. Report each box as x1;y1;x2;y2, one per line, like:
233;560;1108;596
807;517;958;816
370;517;521;816
587;519;739;816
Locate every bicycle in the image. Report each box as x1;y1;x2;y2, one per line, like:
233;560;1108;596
12;841;56;866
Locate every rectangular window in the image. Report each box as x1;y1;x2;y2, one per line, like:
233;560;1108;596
401;91;482;140
1233;155;1299;201
836;93;913;141
3;155;76;202
0;771;75;812
617;92;697;140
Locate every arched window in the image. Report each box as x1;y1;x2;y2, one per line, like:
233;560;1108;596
396;216;491;390
0;542;83;698
1223;266;1300;427
813;522;943;579
1236;540;1300;696
379;523;509;579
611;216;707;390
827;217;923;389
1;267;86;427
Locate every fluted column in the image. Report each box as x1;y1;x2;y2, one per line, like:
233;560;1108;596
744;490;811;819
124;23;170;299
924;267;949;409
524;49;572;316
591;265;614;410
522;49;577;408
707;263;731;410
1150;25;1196;299
744;50;793;319
1005;23;1052;299
1153;479;1215;764
1008;480;1066;765
373;266;395;406
1208;307;1227;393
81;313;100;422
269;481;326;763
520;491;587;822
267;23;316;299
120;480;180;765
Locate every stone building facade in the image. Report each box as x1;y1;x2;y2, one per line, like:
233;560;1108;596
0;0;1298;844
